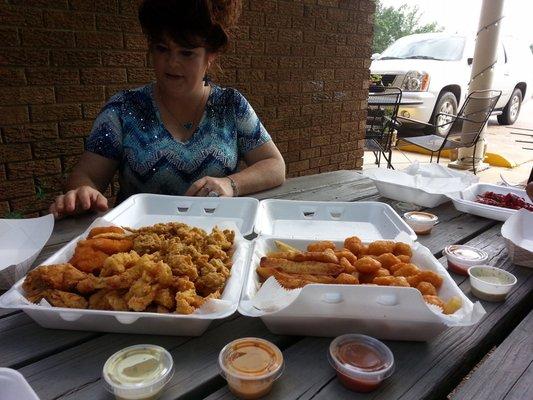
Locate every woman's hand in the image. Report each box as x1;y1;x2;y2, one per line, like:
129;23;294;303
49;186;108;219
185;176;234;197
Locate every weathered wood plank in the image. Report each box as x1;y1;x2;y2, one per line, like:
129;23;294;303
449;311;533;400
252;170;368;200
0;313;100;368
20;316;298;400
503;362;533;400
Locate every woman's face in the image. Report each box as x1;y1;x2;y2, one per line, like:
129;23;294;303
151;37;214;97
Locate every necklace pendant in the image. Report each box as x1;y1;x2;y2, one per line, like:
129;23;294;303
183;122;193;130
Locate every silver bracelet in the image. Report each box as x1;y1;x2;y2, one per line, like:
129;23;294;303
227;176;239;197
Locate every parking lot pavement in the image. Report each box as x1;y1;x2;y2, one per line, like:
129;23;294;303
363;98;533;185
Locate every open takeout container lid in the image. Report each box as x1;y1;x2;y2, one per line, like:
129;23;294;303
501;208;533;268
254;199;416;242
101;193;260;236
0;214;54;289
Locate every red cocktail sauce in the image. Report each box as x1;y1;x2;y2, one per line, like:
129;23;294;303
333;342;387;392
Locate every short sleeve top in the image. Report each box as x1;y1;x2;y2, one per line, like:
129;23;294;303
85;84;271;202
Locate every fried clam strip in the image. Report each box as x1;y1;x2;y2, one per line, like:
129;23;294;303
259;256;344;276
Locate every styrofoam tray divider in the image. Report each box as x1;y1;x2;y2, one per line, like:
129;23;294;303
238;236;484;341
102;194;260;236
448;183;533;221
255;200;417;242
0;197;256;336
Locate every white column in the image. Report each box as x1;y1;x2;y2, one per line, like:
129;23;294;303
449;0;505;170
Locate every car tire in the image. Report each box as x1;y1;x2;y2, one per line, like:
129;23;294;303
429;92;458;135
497;88;522;125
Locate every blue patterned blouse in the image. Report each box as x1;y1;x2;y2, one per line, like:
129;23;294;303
85;84;271;202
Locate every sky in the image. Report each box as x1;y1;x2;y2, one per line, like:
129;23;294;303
379;0;533;45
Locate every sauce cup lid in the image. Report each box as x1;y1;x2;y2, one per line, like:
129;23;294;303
328;334;394;381
219;337;284;382
102;344;174;398
444;245;488;266
468;265;518;288
403;211;438;222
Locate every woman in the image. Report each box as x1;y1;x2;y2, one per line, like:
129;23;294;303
50;0;285;218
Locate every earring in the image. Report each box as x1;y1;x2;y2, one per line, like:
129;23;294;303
203;73;210;86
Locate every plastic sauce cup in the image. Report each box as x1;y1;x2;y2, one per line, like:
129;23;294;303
328;334;394;393
403;211;438;235
219;337;284;399
102;344;174;400
443;244;489;276
468;265;517;302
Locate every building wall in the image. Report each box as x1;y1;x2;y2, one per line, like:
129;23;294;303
0;0;374;216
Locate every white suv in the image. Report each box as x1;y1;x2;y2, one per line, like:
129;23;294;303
370;32;533;134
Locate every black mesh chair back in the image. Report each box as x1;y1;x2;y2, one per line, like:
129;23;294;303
444;89;502;146
365;87;402;168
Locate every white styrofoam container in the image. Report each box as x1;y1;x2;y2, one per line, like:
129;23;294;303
448;183;533;221
363;164;478;208
0;368;40;400
501;209;533;268
239;237;479;341
239;200;483;341
370;179;451;208
0;195;258;336
0;215;54;290
255;200;417;242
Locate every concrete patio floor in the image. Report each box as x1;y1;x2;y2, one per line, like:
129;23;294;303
363;99;533;186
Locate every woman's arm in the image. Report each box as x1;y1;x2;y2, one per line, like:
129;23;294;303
185;141;285;197
50;151;119;217
230;141;286;195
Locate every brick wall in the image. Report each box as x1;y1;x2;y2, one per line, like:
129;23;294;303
0;0;374;216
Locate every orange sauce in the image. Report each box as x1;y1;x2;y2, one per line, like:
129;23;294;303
223;339;283;399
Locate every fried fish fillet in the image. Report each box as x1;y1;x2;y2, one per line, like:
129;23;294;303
259;257;343;276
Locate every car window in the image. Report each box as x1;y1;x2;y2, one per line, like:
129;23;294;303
379;36;465;61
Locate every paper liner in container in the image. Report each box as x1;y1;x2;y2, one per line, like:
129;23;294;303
0;215;252;337
239;232;485;341
363;162;478;208
0;368;40;400
0;214;54;290
448;183;533;222
501;209;533;268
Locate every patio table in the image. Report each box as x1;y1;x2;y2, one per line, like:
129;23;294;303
1;170;531;400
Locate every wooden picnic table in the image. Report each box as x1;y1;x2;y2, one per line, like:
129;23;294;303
1;170;531;400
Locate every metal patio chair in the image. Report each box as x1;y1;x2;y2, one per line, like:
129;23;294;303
365;87;402;169
397;89;501;174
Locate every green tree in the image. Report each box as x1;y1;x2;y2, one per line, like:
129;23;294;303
373;1;442;54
